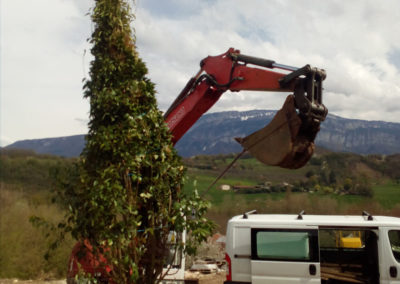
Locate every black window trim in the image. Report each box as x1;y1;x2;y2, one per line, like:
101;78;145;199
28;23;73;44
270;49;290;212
388;230;400;263
251;228;319;263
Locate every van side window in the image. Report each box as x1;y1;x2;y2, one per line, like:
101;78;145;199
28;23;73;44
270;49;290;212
319;229;365;249
251;229;318;262
389;230;400;262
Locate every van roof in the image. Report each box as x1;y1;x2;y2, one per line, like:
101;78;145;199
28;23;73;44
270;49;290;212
229;213;400;228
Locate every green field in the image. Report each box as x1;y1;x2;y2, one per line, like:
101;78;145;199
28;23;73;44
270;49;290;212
185;175;400;233
186;175;400;209
373;182;400;209
184;154;400;223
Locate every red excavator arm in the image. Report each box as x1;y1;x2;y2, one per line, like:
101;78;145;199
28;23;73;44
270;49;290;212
164;48;327;169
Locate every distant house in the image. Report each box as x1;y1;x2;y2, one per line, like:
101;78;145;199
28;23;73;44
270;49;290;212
220;184;231;191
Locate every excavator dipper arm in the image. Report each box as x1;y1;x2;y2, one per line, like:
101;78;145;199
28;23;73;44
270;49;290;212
165;48;297;144
164;48;327;169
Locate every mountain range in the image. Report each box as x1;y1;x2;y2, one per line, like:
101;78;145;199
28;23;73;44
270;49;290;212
5;110;400;157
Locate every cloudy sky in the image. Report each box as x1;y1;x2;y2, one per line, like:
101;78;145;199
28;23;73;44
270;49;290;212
2;0;400;146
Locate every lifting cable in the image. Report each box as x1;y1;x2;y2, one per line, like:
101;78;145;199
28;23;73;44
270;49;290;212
200;113;298;198
200;149;246;198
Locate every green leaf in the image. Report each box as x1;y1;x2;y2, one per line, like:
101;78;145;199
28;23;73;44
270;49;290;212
140;192;152;199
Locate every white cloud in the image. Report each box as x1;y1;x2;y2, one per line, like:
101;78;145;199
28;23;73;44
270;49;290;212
1;0;92;145
135;0;400;122
2;0;400;146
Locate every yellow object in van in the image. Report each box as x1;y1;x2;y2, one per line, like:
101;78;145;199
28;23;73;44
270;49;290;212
336;231;362;248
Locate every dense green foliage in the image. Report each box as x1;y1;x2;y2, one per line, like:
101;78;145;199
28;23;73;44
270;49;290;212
55;1;213;283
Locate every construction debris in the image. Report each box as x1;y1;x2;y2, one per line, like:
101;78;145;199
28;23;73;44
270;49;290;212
189;259;219;274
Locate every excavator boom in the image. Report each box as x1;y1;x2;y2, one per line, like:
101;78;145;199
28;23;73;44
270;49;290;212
164;48;327;169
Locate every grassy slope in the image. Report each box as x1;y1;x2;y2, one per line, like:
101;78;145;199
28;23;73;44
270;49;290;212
0;150;75;279
373;182;400;209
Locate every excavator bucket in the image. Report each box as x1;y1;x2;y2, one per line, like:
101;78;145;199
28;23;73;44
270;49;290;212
235;95;316;169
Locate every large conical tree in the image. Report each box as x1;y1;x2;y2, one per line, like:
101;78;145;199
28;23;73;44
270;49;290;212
66;0;213;283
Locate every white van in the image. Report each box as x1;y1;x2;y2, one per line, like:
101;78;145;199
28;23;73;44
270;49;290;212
224;211;400;283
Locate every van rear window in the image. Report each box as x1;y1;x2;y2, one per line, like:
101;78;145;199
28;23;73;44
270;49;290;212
251;229;318;262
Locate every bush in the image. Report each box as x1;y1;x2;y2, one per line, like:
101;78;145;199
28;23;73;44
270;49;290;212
351;183;374;197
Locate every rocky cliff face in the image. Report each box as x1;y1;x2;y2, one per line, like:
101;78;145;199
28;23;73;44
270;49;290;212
175;110;400;156
5;111;400;157
175;110;277;157
317;114;400;154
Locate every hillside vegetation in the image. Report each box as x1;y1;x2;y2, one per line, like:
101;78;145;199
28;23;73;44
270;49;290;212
0;149;75;279
184;151;400;230
0;148;400;279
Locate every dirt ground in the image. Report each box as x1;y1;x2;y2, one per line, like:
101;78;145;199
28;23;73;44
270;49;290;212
0;272;226;284
186;271;226;284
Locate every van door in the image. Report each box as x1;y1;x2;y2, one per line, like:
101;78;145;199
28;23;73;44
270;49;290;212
381;228;400;283
319;227;379;283
250;228;320;284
